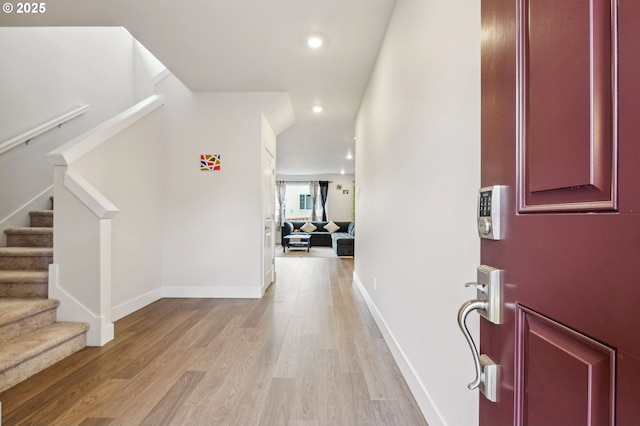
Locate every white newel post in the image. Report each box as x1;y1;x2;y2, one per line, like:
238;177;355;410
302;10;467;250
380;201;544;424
47;164;118;346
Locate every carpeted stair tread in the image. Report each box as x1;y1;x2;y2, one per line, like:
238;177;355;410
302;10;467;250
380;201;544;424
0;247;53;271
0;270;48;283
0;270;49;298
29;210;53;216
5;227;53;234
5;227;53;248
0;322;89;373
0;298;59;327
0;247;53;256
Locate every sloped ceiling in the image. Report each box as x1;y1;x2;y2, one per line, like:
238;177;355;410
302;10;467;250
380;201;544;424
0;0;397;175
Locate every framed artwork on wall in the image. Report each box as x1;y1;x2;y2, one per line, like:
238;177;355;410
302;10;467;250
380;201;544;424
200;154;221;171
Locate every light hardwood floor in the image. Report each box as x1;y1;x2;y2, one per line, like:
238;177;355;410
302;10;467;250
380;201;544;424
0;257;428;425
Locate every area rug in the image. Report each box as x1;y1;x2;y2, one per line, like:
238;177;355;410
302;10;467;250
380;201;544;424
276;245;344;258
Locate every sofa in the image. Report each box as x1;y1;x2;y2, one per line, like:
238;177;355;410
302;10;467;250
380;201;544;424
281;220;355;256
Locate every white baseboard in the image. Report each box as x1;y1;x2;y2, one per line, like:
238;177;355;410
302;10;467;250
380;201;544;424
352;271;446;426
111;288;163;322
162;285;263;299
115;284;266;321
49;264;114;347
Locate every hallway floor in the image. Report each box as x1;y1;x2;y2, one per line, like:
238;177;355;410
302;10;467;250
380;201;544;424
0;257;427;425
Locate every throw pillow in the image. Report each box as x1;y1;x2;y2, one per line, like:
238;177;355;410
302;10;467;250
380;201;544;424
323;221;340;233
300;221;317;233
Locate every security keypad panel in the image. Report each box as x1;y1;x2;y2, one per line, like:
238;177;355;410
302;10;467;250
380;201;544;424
477;186;506;240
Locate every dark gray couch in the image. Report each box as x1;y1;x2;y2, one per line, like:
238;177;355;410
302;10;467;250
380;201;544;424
282;221;354;256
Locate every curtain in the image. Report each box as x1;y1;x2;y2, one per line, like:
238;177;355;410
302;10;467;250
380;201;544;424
309;181;319;221
275;180;286;227
319;181;329;221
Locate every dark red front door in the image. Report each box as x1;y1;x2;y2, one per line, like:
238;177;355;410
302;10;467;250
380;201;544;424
480;1;640;424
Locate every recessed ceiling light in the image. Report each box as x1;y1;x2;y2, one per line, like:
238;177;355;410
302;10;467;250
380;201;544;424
307;36;324;49
346;153;353;160
312;105;323;113
340;169;345;175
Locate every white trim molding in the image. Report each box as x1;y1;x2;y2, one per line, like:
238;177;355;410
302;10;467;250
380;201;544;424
63;172;119;219
162;286;263;299
112;288;163;322
352;271;446;426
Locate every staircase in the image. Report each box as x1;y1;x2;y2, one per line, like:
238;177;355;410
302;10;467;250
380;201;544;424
0;205;89;393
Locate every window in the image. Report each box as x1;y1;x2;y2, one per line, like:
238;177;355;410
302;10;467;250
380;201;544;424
299;194;312;210
279;182;321;221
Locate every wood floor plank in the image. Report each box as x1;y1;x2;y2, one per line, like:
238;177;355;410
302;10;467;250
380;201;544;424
316;349;351;426
258;377;296;426
0;257;428;425
50;379;128;425
354;335;400;401
173;299;246;349
106;317;245;423
77;417;115;426
186;328;256;405
186;313;249;371
332;282;363;373
198;320;288;424
290;335;320;422
140;370;206;425
89;347;204;425
68;304;230;424
273;318;307;378
347;372;379;425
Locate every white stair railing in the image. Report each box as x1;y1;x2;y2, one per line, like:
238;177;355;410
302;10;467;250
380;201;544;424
47;94;164;347
0;105;90;155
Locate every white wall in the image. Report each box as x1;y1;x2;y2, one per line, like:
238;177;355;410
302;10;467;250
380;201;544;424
0;28;154;241
70;108;166;320
158;75;289;298
355;1;481;425
277;174;355;222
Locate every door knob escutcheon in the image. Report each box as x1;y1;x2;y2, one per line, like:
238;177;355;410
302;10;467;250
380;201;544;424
457;265;502;402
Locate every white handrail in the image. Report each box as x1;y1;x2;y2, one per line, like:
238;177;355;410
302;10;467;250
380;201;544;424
0;105;90;155
48;95;163;166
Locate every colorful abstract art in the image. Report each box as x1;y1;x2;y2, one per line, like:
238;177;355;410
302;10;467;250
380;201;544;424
200;154;221;171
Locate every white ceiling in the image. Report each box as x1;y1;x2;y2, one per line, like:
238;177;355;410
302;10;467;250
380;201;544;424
1;0;397;175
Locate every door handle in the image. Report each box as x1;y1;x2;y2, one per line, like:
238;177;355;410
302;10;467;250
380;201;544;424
458;299;489;390
457;265;502;402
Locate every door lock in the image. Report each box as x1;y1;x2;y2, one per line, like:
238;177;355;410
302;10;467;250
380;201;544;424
477;185;506;240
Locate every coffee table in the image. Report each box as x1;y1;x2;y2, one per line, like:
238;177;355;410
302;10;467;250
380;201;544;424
283;233;311;252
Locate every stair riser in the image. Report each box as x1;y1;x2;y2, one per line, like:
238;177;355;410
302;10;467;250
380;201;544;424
0;283;48;298
6;233;53;248
0;333;86;393
30;215;53;228
0;309;57;343
0;256;52;271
